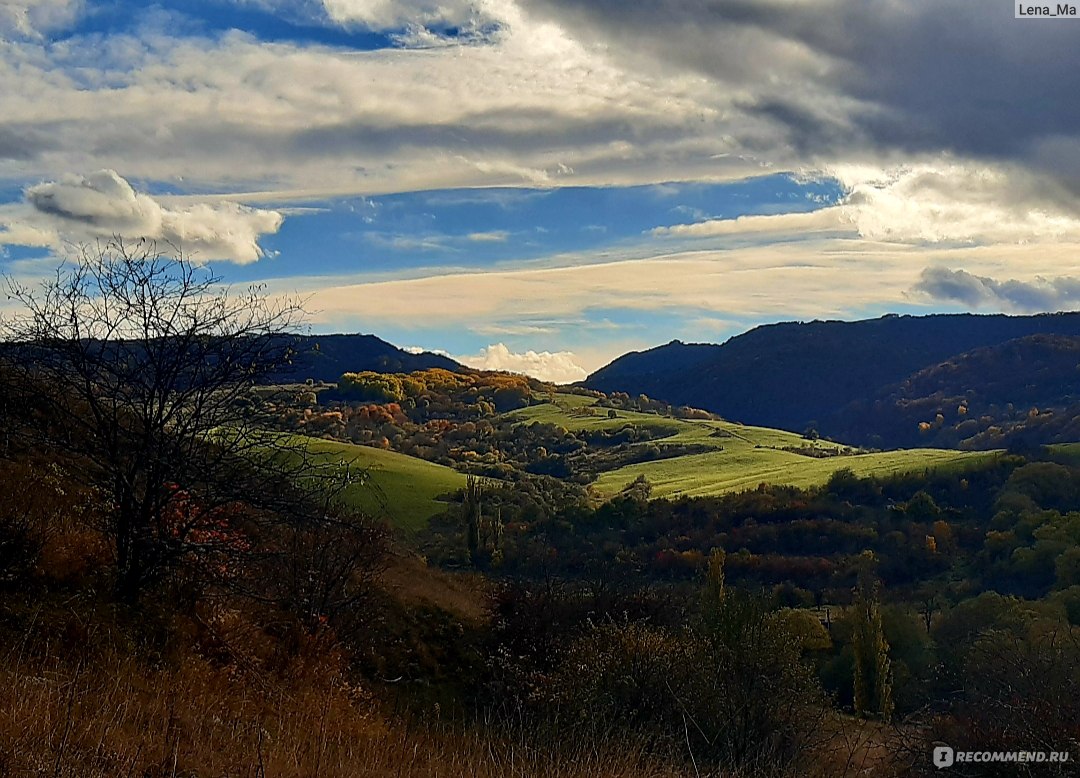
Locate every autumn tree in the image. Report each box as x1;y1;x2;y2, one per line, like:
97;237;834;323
0;238;355;603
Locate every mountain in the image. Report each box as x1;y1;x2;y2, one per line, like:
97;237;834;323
834;334;1080;449
271;333;462;383
584;312;1080;445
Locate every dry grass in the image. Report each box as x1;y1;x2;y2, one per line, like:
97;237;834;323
0;599;900;778
379;550;490;624
0;631;688;778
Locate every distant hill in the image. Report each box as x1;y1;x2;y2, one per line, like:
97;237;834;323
269;333;462;383
584;313;1080;447
834;334;1080;450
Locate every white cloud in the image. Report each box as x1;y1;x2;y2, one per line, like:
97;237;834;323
466;230;510;242
835;162;1080;246
0;170;282;264
652;161;1080;249
457;342;587;383
320;0;507;32
273;239;909;331
651;207;848;239
0;0;82;38
403;345;452;356
27;170;164;233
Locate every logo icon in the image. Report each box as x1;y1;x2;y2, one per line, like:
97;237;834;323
934;746;955;769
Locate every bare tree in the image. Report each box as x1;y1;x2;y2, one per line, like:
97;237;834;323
0;238;356;602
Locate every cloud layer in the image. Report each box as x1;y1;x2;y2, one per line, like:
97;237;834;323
0;0;82;38
654;163;1080;249
522;0;1080;182
2;1;1077;238
320;0;506;34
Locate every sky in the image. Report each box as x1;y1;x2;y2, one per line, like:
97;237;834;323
2;1;1080;382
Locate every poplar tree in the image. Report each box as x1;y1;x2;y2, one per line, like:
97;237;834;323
852;553;893;720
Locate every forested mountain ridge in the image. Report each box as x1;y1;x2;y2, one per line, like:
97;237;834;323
584;312;1080;446
834;334;1080;449
270;333;462;383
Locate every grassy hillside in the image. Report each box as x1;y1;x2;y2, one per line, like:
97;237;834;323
299;436;467;531
591;446;992;499
506;395;997;499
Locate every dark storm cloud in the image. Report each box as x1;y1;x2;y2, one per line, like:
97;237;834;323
914;267;1080;312
522;0;1080;178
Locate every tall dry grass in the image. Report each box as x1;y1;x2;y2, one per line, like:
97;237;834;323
0;637;690;778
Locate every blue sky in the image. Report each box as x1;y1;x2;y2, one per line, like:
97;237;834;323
227;175;845;281
2;1;1080;381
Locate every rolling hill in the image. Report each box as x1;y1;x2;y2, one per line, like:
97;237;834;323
298;436;468;531
503;394;995;500
583;312;1080;446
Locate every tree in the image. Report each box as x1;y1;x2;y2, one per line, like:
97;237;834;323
464;474;483;564
264;500;389;637
851;554;894;720
697;584;826;769
703;546;726;611
0;238;351;602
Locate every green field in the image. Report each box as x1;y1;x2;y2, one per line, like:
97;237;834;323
505;395;998;500
298;436;467;531
1047;443;1080;464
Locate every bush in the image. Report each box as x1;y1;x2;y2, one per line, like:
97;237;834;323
515;589;827;773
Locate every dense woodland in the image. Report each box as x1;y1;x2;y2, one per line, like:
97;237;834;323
0;245;1078;776
834;335;1080;450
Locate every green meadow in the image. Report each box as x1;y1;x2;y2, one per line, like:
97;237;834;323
506;395;998;500
298;436;467;532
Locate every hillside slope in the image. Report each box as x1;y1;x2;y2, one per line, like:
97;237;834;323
584;312;1080;442
300;436;467;531
504;395;993;500
269;333;462;383
834;334;1080;449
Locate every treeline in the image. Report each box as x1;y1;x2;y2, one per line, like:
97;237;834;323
425;452;1080;603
